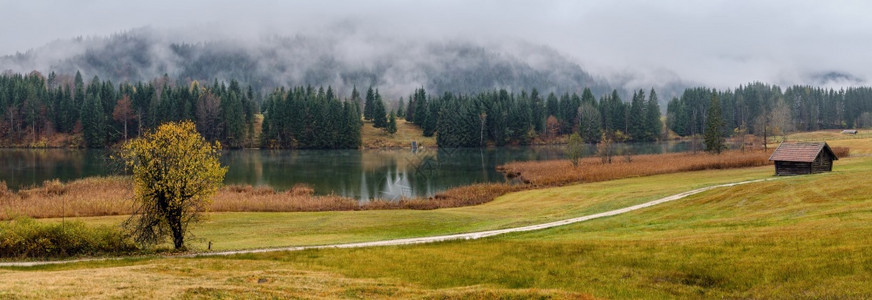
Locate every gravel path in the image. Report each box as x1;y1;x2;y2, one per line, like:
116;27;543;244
0;178;771;267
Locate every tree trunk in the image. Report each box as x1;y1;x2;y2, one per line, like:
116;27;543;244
169;210;185;250
171;221;185;250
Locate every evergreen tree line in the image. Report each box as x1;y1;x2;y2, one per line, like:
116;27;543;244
0;71;258;148
260;85;362;149
12;70;872;151
397;87;663;147
667;82;872;138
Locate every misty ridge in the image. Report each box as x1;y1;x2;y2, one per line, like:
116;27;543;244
0;27;636;100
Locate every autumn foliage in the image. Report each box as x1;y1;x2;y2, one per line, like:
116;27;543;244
120;121;227;250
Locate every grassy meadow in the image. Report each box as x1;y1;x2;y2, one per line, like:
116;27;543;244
361;119;436;149
31;164;774;251
0;134;870;298
260;157;872;298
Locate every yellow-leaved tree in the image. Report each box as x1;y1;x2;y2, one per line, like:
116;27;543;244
120;121;226;250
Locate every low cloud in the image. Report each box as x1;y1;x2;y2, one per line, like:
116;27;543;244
2;0;870;91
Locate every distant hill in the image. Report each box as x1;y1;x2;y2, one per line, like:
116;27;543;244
0;28;615;98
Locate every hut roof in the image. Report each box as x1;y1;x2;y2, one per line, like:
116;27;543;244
769;142;838;163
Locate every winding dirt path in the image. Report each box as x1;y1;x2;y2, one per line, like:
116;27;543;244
0;178;772;267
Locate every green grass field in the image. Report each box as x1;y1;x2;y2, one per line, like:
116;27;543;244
40;164;773;251
264;157;871;298
2;136;870;298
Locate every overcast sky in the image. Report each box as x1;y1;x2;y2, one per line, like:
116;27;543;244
2;0;870;88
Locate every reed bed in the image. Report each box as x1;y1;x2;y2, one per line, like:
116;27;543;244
499;150;776;186
212;182;525;211
0;177;134;220
1;178;522;219
363;183;528;210
212;184;360;212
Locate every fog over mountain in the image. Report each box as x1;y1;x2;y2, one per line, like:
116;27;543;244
2;1;870;98
0;27;617;98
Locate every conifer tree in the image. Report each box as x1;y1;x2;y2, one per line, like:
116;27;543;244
386;111;397;135
350;85;362;116
74;71;85;107
373;95;387;128
422;99;439;137
344;101;362;147
413;88;428;126
545;93;559;119
704;94;726;154
530;88;545;134
645;89;662;141
81;92;106;148
628;89;646;141
364;86;375;120
396;97;405;118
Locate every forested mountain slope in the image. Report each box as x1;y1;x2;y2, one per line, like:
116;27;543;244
0;28;612;97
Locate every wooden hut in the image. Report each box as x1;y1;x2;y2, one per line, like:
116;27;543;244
768;142;838;175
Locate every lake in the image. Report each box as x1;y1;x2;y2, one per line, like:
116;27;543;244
0;142;695;200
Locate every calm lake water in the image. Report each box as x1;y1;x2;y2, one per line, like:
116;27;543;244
0;142;694;200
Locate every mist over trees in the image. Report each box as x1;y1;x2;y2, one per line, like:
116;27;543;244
0;29;612;99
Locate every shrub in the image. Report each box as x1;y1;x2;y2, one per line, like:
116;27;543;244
0;217;138;259
832;146;850;158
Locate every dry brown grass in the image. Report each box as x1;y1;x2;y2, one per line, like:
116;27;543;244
213;182;526;212
1;178;525;219
426;183;527;208
0;181;12;198
361;119;436;149
212;184;360;212
0;179;366;219
0;177;134;220
499;150;776;186
361;183;528;211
